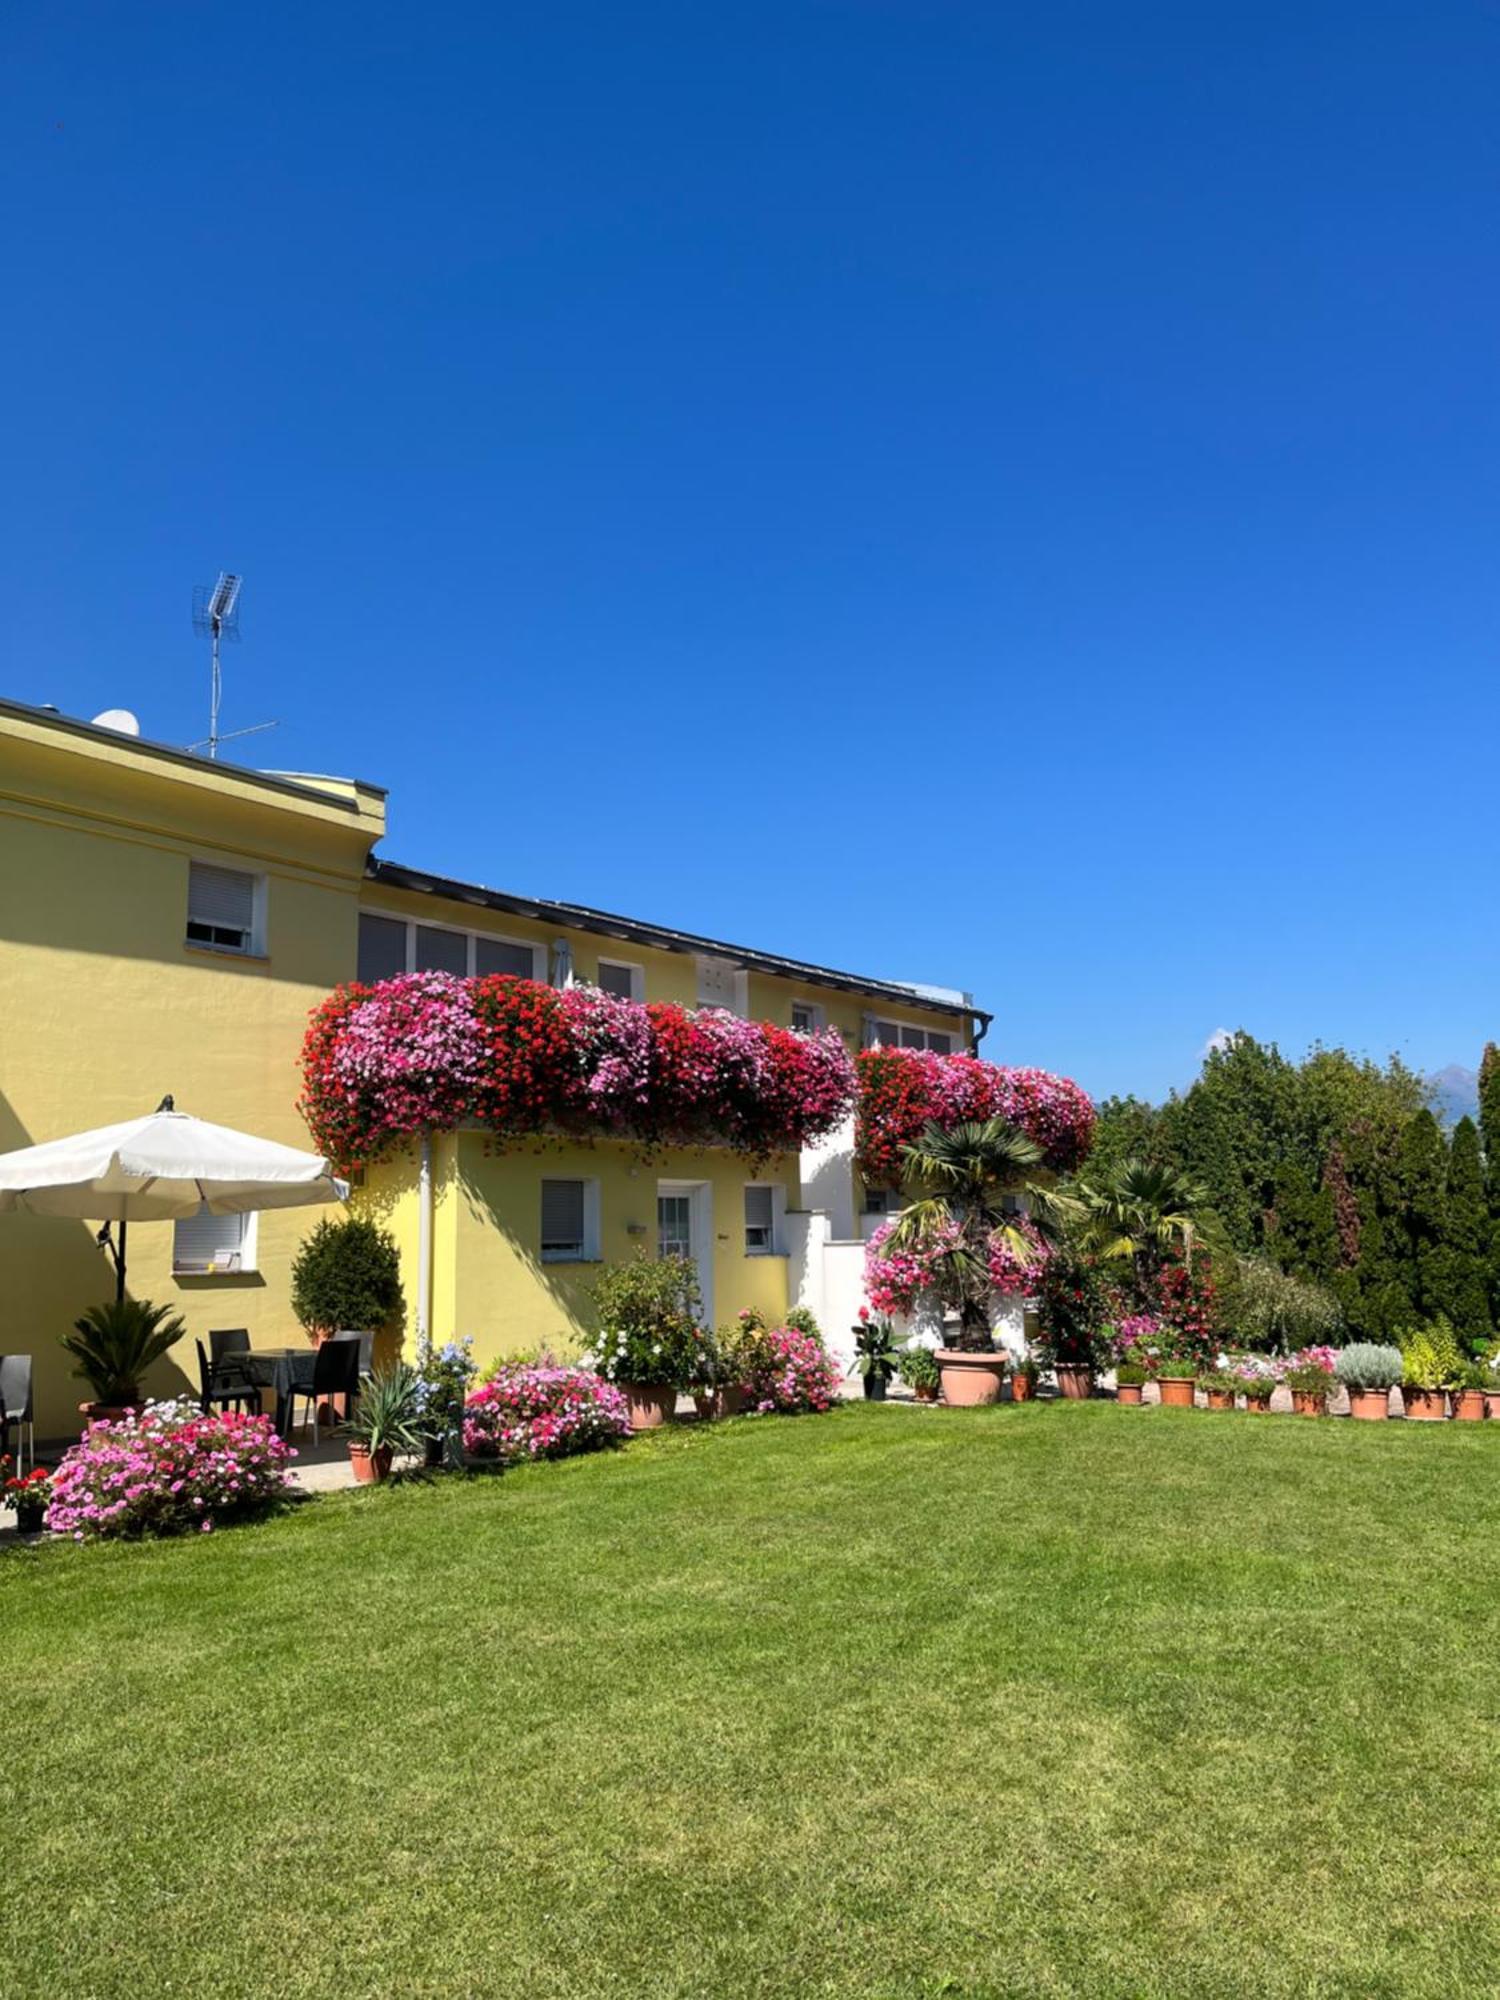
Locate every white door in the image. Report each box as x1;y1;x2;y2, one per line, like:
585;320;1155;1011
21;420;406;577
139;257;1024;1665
657;1181;712;1322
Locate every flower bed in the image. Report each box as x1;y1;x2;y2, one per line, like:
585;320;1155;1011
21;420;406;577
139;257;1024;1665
855;1048;1094;1188
300;972;858;1168
46;1404;294;1541
463;1365;631;1463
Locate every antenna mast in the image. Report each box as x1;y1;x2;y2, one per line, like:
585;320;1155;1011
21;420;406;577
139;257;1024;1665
192;572;242;758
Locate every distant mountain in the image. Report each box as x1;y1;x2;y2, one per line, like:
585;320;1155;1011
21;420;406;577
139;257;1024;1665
1427;1065;1479;1127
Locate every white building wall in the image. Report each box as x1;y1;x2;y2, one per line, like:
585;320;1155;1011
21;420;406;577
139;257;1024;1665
799;1113;856;1241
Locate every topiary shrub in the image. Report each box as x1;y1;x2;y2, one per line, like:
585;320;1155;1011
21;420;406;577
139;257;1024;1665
1398;1316;1462;1390
291;1216;404;1337
1334;1344;1403;1392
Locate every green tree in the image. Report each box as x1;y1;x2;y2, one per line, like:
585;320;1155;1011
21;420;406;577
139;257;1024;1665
1086;1095;1164;1179
1080;1158;1208;1304
1391;1110;1448;1320
1480;1043;1500;1325
1429;1116;1494;1353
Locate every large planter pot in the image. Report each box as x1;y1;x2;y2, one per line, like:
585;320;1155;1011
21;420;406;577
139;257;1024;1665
1116;1382;1144;1406
1291;1390;1326;1417
622;1383;676;1430
1157;1376;1196;1409
1403;1387;1448;1422
1347;1388;1390;1422
1484;1391;1500;1422
692;1390;721;1421
1453;1388;1485;1422
935;1350;1007;1407
1205;1388;1235;1412
1010;1372;1035;1404
719;1383;748;1417
862;1374;888;1402
1055;1364;1093;1401
348;1443;393;1485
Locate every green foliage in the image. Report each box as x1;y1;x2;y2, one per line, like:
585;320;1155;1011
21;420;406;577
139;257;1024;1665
1333;1344;1403;1392
1079;1157;1208;1294
590;1253;705;1388
291;1216;405;1336
897;1344;940;1393
1220;1256;1342;1353
1033;1250;1108;1369
1428;1116;1494;1353
1284;1360;1334;1396
1398;1316;1463;1391
345;1363;426;1455
850;1317;900;1383
1114;1360;1148;1387
61;1297;186;1404
784;1307;822;1341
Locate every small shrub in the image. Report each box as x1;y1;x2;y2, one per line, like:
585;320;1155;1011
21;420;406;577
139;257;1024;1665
47;1407;292;1540
291;1216;404;1336
463;1366;630;1463
1225;1352;1278;1403
1198;1367;1237;1395
1115;1361;1148;1387
1284;1360;1334;1398
1399;1317;1462;1390
784;1307;822;1341
898;1344;941;1394
1334;1344;1403;1392
1223;1257;1342;1352
589;1254;709;1389
1034;1251;1108;1369
745;1326;841;1415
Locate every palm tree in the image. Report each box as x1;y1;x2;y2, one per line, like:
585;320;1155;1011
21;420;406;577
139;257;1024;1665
884;1118;1077;1350
1079;1158;1207;1296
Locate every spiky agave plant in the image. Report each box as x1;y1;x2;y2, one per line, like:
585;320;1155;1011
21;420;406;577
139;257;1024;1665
883;1118;1077;1351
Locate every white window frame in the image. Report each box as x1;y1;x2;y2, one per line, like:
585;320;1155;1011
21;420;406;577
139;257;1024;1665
186;859;266;958
173;1206;259;1276
358;909;545;983
790;999;826;1034
595;958;645;1003
742;1181;786;1257
539;1177;601;1264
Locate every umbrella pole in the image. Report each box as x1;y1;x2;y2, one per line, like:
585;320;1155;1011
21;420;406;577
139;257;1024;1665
116;1219;127;1301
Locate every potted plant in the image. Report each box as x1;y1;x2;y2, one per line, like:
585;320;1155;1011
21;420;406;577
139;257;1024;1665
413;1336;477;1467
1034;1250;1106;1401
1229;1354;1277;1411
1399;1318;1460;1422
1009;1353;1040;1403
689;1324;726;1420
1198;1366;1237;1412
1334;1343;1402;1422
1114;1360;1147;1406
1452;1360;1488;1423
587;1253;706;1428
1285;1348;1337;1416
897;1343;941;1403
61;1298;186;1423
850;1315;900;1401
874;1118;1072;1408
4;1461;51;1533
291;1216;405;1346
344;1362;424;1483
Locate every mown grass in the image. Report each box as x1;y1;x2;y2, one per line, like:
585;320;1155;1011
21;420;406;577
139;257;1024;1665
6;1400;1500;1998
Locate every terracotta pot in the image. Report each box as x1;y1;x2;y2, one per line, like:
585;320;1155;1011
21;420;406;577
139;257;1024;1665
1291;1389;1326;1417
1453;1388;1485;1422
692;1391;720;1421
78;1400;134;1427
348;1443;393;1485
1485;1391;1500;1422
1009;1372;1035;1403
1403;1387;1448;1422
935;1350;1008;1407
1205;1389;1235;1412
1157;1376;1196;1409
913;1384;939;1403
622;1383;676;1430
1245;1396;1273;1413
1055;1364;1093;1401
1347;1387;1390;1421
1116;1382;1144;1406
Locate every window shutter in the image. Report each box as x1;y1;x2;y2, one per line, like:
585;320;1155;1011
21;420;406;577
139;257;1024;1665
597;962;635;1000
415;926;468;975
173;1207;250;1273
541;1180;586;1257
475;938;535;979
358;915;407;983
188;863;255;934
744;1185;775;1250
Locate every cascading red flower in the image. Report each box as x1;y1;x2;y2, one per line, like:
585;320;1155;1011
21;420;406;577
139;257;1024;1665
854;1047;1094;1185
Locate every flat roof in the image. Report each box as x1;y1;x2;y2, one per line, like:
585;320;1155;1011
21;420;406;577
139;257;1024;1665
367;856;989;1026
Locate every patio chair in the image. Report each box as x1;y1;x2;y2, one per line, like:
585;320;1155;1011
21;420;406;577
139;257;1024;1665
209;1328;251;1365
195;1339;260;1418
0;1355;34;1476
285;1337;362;1445
336;1330;375;1386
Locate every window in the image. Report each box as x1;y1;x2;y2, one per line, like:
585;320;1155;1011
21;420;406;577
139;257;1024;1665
744;1185;777;1254
357;914;406;983
791;1001;825;1034
541;1178;597;1262
173;1206;256;1274
357;913;544;984
862;1188;903;1217
187;862;259;955
658;1193;693;1260
866;1017;954;1055
696;955;749;1016
597;960;643;1002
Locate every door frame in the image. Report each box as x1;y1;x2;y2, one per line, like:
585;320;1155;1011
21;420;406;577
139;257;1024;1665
657;1178;713;1324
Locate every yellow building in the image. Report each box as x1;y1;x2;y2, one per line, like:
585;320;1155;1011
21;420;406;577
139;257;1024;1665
0;696;986;1439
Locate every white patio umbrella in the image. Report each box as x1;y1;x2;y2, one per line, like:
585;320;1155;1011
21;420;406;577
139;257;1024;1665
0;1096;347;1297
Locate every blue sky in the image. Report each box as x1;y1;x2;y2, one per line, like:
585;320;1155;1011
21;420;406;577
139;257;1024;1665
3;3;1496;1104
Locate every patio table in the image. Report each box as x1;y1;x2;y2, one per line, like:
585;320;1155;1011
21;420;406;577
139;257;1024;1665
230;1348;315;1439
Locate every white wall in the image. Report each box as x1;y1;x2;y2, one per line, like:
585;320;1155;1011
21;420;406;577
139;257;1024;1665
799;1113;856;1241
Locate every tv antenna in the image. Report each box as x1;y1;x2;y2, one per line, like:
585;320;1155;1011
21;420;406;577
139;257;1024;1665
190;572;278;757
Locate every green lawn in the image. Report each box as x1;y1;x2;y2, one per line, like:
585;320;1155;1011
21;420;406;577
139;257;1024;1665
7;1402;1500;1998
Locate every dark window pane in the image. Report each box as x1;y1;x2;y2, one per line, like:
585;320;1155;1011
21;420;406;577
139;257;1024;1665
415;925;468;975
475;937;534;980
358;915;407;983
597;962;635;1000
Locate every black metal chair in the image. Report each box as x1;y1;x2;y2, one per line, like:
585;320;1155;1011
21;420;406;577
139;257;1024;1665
285;1337;361;1444
0;1355;34;1475
209;1328;251;1366
195;1339;260;1417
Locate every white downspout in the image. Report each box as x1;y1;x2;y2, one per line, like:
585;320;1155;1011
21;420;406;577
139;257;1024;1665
417;1134;433;1351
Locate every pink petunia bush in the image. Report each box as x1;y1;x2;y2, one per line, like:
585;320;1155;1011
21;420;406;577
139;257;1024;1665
462;1365;631;1463
46;1405;294;1541
863;1215;964;1317
986;1217;1051;1297
744;1325;841;1415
